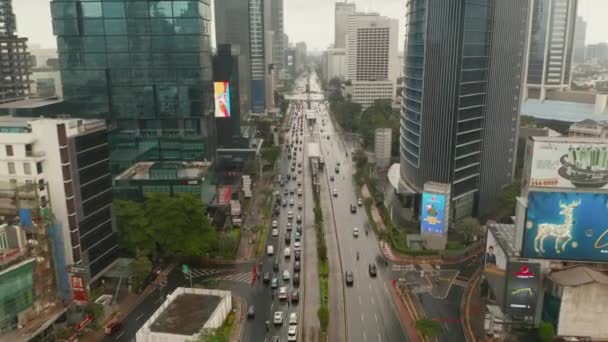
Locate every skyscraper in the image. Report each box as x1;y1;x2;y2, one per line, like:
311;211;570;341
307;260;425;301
249;0;266;113
0;0;32;103
346;13;399;109
334;2;356;49
295;42;307;72
215;0;252;113
400;0;531;218
573;16;586;64
526;0;577;100
270;0;285;71
51;0;215;174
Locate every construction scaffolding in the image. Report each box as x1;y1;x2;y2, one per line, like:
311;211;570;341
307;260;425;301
0;181;58;335
0;0;32;103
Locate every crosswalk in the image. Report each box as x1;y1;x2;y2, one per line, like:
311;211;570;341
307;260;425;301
188;268;227;278
392;264;416;272
452;279;468;287
214;272;254;284
187;268;254;284
411;285;427;294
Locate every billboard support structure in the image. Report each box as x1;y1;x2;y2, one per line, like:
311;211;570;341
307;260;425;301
420;182;450;250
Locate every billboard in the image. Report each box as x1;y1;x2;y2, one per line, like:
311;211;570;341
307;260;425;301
214;81;231;118
420;192;447;236
523;191;608;262
71;275;88;303
505;261;541;316
528;141;608;189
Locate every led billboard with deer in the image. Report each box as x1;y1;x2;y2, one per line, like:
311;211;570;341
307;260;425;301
523;191;608;262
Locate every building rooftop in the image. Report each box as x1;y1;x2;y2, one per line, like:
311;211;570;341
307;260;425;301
549;267;608;287
522;99;608;123
0;116;106;136
115;161;211;181
149;293;221;335
487;223;519;257
307;142;320;158
0;98;62;109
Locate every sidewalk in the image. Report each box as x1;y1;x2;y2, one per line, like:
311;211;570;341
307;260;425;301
230;296;246;342
461;270;485;342
389;283;424;342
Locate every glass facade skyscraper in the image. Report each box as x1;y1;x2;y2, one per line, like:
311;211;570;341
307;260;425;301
50;0;214;173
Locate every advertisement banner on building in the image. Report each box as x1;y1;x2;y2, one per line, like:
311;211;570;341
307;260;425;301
71;275;88;303
420;192;447;236
528;141;608;189
523;191;608;262
214;81;231;118
505;261;541;317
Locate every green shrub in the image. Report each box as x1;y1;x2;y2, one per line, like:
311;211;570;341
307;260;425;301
538;321;555;342
318;306;329;332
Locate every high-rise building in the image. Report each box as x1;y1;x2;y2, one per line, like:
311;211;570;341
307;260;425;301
322;48;347;82
374;128;392;169
400;0;531;218
0;117;118;284
295;42;307;72
215;0;252;114
270;0;284;71
346;13;399;109
585;42;608;62
573;16;586;64
249;0;266;113
50;0;215;174
334;2;356;49
285;48;296;78
0;0;32;103
526;0;578;100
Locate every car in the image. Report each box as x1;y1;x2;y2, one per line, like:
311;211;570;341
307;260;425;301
298;168;302;174
298;202;303;210
291;290;300;303
357;198;363;206
296;215;302;223
286;222;293;231
330;175;334;181
294;261;301;272
290;187;295;194
294;241;301;250
272;228;279;237
369;264;377;277
353;227;359;237
279;286;288;300
289;312;298;325
294;250;301;261
272;220;278;228
284;247;291;258
284;189;289;196
283;270;290;281
335;166;339;173
289;199;295;206
337;161;341;167
105;322;124;336
333;189;338;197
294;231;301;242
282;199;288;207
247;305;255;318
297;179;302;186
350;204;357;213
263;272;271;283
327;136;330;140
288;211;293;220
293;272;300;286
345;271;354;286
267;245;275;255
285;234;291;244
297;189;302;197
296;224;302;233
273;311;284;325
271;277;278;289
288;325;297;341
291;166;295;172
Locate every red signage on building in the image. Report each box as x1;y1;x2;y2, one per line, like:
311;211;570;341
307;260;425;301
71;275;88;303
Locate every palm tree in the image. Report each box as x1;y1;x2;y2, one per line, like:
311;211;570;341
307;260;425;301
415;318;444;338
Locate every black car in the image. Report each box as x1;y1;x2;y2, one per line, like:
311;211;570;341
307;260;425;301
350;204;357;213
285;234;291;244
263;272;271;283
294;250;301;261
247;305;255;318
273;258;280;271
296;215;302;223
345;271;354;286
294;261;301;272
291;290;300;303
293;272;300;286
368;264;377;277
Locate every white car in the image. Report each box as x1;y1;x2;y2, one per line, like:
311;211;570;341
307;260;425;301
289;312;298;325
288;325;298;341
353;227;359;237
294;241;301;250
290;199;295;206
267;245;274;256
283;270;290;281
273;311;284;325
272;228;279;237
333;189;338;197
279;286;288;300
284;247;291;258
272;220;278;228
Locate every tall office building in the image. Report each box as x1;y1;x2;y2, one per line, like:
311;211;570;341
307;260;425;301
50;0;214;174
295;42;307;72
270;0;284;71
0;0;32;103
215;0;252;114
334;2;356;49
249;0;266;113
346;13;399;109
526;0;577;100
573;16;586;64
400;0;531;218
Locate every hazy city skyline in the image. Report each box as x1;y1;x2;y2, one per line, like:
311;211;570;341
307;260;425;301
13;0;608;51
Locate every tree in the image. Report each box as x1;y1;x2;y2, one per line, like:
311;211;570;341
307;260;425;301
130;255;153;291
114;200;155;256
455;217;482;244
415;318;444;338
496;179;521;219
538;321;555;342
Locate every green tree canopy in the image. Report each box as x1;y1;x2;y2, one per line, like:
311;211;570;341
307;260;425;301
415;318;444;338
130;255;153;290
496;179;521;219
455;217;482;244
115;193;218;258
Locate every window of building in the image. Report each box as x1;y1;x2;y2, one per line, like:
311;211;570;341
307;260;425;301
23;163;31;175
36;162;43;174
38;179;45;191
5;145;14;157
7;162;15;174
0;229;8;251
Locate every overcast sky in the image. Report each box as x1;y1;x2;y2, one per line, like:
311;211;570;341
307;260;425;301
13;0;608;51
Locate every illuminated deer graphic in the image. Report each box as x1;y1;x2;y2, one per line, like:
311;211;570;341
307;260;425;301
534;199;581;254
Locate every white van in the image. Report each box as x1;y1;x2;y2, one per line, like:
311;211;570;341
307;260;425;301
267;245;274;256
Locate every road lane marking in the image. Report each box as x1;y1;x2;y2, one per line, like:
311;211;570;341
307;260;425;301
115;331;124;340
361;313;364;322
359;296;362;305
136;313;144;321
364;331;367;341
375;313;378;323
378;333;382;342
371;297;374;305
